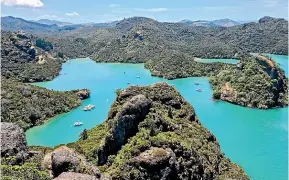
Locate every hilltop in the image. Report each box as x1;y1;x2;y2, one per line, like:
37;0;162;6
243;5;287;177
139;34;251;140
1;83;250;180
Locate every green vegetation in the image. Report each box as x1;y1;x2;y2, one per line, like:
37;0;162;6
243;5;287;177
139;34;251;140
1;31;61;82
36;38;53;51
68;83;249;179
210;57;288;108
1;153;50;180
1;79;81;130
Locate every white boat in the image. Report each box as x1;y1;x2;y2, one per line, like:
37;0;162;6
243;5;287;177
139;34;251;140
196;88;202;92
74;122;83;126
82;104;95;111
136;76;140;78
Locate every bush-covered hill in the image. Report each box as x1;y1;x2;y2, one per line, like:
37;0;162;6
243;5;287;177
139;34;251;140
49;16;287;62
1;31;62;83
209;55;288;109
1;79;85;130
68;83;249;179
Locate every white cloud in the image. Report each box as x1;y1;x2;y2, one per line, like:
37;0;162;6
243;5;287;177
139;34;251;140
134;8;168;12
1;0;44;7
65;12;79;16
108;4;120;8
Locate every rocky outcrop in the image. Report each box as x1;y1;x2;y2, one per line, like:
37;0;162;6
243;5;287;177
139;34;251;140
70;83;249;180
75;89;91;100
53;172;98;180
1;122;28;163
97;94;152;165
133;147;175;167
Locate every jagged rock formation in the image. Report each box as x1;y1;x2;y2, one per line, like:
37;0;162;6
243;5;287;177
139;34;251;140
69;83;249;179
1;79;83;130
97;94;152;165
1;31;61;82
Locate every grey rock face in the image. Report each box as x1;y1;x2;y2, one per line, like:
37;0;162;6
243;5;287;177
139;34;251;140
97;94;152;165
1;122;28;161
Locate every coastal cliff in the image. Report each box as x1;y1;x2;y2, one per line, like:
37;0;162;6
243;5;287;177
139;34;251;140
67;83;249;179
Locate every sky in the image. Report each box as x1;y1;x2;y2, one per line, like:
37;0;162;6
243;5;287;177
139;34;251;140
1;0;288;23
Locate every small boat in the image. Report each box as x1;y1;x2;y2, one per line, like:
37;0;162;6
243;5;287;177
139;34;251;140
127;82;130;85
82;104;95;111
196;88;202;92
106;98;109;102
136;76;140;78
74;122;83;126
194;82;200;85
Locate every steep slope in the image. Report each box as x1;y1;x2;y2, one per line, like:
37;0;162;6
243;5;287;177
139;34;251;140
1;31;62;82
68;83;249;179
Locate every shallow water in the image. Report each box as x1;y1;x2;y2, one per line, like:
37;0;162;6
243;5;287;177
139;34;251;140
26;57;288;180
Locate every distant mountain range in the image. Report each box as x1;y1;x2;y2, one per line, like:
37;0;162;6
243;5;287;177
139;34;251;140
1;16;120;34
179;18;241;27
32;19;74;27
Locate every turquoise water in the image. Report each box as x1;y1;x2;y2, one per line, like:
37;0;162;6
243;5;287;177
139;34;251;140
195;58;240;64
26;57;288;180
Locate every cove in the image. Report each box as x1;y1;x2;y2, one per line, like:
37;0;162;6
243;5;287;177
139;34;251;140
25;57;288;180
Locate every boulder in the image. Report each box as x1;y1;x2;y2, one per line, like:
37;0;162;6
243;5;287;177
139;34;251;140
1;122;28;162
51;146;80;177
53;172;98;180
133;147;175;167
50;146;101;178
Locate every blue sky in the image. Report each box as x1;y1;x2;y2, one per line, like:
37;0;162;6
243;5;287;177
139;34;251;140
1;0;288;23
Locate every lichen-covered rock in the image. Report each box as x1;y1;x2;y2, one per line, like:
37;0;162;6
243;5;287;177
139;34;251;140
50;146;101;178
133;147;175;167
51;146;80;177
1;122;28;162
53;172;98;180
